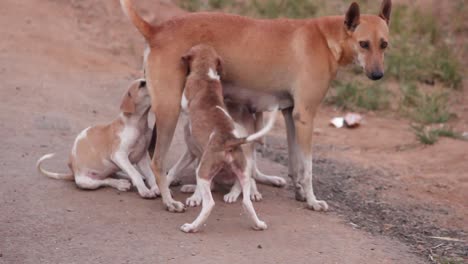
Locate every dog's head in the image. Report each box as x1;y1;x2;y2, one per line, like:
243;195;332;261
343;0;392;80
181;44;224;80
120;79;150;115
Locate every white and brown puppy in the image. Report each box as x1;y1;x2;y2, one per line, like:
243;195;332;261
178;44;278;233
36;79;160;198
167;100;286;206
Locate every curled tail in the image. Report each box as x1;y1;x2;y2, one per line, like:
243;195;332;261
120;0;154;41
224;106;278;149
36;153;74;181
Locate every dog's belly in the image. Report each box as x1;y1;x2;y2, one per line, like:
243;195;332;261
222;83;293;112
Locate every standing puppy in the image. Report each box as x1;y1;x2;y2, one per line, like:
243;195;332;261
37;79;160;198
179;44;277;233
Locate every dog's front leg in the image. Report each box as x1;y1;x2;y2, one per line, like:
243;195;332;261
113;152;156;199
137;152;160;196
291;101;328;211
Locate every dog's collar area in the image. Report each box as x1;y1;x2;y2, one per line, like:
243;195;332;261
208;68;220;81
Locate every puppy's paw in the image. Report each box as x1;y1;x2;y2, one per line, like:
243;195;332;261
180;184;197;193
186;194;202;207
223;192;240;204
252;220;268;231
271;177;287;188
180;223;198;233
116;179;132;192
250;191;263;202
138;187;157;199
307;199;329;211
165;200;185;213
150;186;160;196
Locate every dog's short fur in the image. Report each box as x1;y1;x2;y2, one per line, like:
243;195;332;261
121;0;392;212
37;79;160;198
178;45;278;232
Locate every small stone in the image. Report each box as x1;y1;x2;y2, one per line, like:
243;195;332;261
0;253;3;257
257;244;262;249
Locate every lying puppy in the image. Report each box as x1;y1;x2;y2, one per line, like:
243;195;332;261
178;44;278;233
167;100;286;206
36;79;160;198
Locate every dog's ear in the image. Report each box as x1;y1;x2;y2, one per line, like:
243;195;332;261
379;0;392;25
216;57;225;78
181;53;193;75
120;91;136;114
344;2;360;32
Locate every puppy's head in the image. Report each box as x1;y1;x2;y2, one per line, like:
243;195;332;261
344;0;392;81
181;44;224;80
120;79;150;115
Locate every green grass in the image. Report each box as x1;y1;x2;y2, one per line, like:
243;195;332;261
410;92;452;124
326;81;389;111
250;0;317;19
386;5;462;89
412;125;464;145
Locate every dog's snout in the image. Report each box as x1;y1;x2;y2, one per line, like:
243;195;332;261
369;71;384;80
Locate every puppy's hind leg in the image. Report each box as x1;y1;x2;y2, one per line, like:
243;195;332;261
252;150;287;188
180;157;220;233
75;174;131;192
231;162;267;231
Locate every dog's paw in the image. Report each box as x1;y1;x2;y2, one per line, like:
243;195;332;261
180;184;197;193
307;199;329;211
252;220;268;231
271;177;287;188
186;194;202;207
165;200;185;213
116;179;132;192
223;192;240;204
150;186;160;196
138;187;157;199
250;191;263;202
180;223;198;233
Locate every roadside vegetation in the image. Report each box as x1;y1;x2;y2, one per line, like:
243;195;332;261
175;0;465;145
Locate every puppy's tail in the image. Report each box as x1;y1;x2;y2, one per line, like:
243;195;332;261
36;153;74;181
224;106;278;149
120;0;154;41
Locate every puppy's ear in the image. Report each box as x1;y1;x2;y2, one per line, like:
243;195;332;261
120;91;136;114
181;53;193;75
379;0;392;25
344;2;360;32
216;57;225;78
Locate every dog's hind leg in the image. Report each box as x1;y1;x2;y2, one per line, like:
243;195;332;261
231;161;267;231
180;156;220;233
75;174;131;192
147;53;186;212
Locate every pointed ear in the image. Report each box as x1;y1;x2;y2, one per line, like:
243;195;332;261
216;57;225;78
379;0;392;25
181;53;193;75
344;2;360;32
120;91;136;114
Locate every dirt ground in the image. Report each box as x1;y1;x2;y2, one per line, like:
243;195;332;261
0;0;466;263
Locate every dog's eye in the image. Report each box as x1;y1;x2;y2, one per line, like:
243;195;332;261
381;41;388;49
359;41;370;50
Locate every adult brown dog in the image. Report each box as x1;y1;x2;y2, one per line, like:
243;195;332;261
121;0;392;212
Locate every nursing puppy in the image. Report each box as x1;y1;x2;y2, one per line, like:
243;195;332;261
179;44;277;232
36;79;160;198
167;100;286;206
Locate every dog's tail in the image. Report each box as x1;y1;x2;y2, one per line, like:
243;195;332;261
36;153;74;181
120;0;154;41
224;106;278;149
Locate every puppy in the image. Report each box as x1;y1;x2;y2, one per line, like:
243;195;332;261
36;79;160;198
167;100;286;206
178;44;278;233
